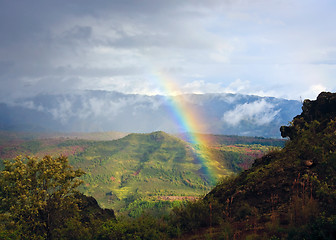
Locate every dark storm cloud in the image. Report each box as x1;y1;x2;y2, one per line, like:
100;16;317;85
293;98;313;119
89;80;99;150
0;0;218;100
0;0;335;101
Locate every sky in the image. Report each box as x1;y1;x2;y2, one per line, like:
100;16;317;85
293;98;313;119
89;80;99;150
0;0;335;102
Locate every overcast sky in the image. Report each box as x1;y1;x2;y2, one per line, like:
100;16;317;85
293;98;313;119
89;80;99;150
0;0;335;101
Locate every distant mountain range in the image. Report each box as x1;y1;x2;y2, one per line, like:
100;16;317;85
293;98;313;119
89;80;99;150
0;91;302;138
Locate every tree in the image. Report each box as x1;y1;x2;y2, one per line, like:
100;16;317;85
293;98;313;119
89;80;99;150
0;155;84;239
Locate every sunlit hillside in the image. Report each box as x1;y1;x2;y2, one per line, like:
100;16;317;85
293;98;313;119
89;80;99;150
0;131;279;213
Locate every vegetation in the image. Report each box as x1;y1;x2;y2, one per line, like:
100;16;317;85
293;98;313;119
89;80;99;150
177;133;286;147
0;155;85;239
0;131;275;213
0;92;335;239
171;92;336;239
0;155;117;240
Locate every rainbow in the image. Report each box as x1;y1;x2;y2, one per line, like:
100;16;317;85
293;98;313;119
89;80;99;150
154;71;217;184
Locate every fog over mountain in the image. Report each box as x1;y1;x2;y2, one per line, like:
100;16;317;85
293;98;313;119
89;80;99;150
0;91;301;138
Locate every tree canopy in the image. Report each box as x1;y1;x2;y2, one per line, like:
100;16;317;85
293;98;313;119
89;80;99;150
0;155;84;239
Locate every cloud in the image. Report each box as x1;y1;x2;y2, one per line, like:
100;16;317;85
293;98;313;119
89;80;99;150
0;0;335;101
222;99;280;126
15;92;166;125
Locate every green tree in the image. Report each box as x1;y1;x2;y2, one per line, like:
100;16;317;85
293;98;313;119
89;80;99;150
0;155;84;239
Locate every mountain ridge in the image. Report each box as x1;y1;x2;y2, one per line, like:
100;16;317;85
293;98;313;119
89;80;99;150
0;90;301;138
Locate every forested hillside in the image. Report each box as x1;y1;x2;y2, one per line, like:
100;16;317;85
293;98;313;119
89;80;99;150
0;131;277;213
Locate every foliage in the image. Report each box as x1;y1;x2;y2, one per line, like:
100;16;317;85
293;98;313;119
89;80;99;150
170;197;223;232
0;131;280;213
120;199;184;218
0;155;84;239
287;215;336;240
95;214;175;240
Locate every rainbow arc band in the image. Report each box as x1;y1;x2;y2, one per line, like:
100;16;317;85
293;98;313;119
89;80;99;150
155;71;216;184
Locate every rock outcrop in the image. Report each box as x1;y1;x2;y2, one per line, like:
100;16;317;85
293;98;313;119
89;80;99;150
281;92;336;139
76;193;116;222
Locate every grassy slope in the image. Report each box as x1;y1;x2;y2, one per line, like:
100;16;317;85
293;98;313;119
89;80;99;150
73;132;210;209
0;131;279;212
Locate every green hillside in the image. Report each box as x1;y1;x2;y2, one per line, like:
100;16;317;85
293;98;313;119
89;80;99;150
0;131;276;213
58;131;269;211
71;131;214;210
